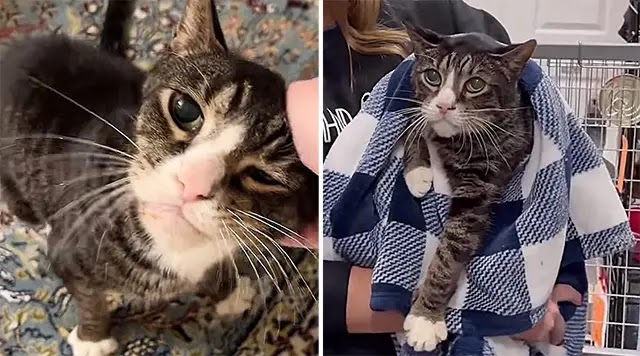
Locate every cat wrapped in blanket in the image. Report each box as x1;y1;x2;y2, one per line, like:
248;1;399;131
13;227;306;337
0;0;317;355
400;25;537;351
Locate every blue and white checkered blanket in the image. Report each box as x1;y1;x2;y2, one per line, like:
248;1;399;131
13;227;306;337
323;58;636;356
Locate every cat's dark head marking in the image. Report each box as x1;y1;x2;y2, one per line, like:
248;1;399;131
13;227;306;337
406;25;536;138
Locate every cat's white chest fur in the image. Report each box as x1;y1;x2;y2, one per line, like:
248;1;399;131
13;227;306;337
148;237;237;284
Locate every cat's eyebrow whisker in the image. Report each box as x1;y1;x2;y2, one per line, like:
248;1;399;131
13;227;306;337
28;76;142;154
0;134;137;160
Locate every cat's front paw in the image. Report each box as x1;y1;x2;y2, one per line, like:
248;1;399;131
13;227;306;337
215;276;256;316
403;314;447;352
67;326;118;356
405;167;433;198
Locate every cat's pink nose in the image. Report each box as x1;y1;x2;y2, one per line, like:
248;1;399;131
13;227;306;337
177;161;218;203
436;103;456;114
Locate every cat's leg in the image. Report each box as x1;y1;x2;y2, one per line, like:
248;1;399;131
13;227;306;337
404;180;496;351
403;130;433;198
65;281;118;356
0;173;42;225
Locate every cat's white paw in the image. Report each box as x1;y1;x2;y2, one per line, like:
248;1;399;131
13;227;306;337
216;276;256;316
67;326;118;356
404;314;447;352
406;167;433;198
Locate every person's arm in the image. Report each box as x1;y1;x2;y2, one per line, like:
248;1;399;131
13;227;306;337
343;266;582;342
323;261;404;334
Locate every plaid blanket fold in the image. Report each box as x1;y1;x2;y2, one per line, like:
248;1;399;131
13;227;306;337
323;57;635;356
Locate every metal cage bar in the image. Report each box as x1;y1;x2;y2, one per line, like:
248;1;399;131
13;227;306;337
533;43;640;355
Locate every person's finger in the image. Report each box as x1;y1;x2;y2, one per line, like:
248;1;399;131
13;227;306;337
279;221;318;249
551;284;582;306
514;300;555;342
547;301;565;346
286;78;319;174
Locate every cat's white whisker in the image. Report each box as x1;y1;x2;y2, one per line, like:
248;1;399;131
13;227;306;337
385;96;424;105
28;76;142;154
0;134;137;160
60;188;132;262
48;177;130;221
34;151;133;166
222;220;281;294
463;107;529;113
232;214;305;303
232;209;318;259
222;222;271;319
59;169;129;187
232;217;280;287
247;225;316;303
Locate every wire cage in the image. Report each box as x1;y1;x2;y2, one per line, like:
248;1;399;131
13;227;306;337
533;42;640;355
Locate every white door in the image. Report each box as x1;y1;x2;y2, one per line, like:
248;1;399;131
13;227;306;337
465;0;628;44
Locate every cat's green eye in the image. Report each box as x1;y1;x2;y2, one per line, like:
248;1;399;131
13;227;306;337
464;78;487;94
170;93;204;132
244;166;281;186
423;69;441;86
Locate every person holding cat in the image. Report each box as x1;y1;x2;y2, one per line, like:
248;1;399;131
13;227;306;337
317;0;586;355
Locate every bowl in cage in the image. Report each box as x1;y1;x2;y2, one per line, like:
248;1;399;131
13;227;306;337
598;74;640;126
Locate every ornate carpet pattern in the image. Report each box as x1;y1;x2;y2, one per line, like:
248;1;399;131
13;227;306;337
0;1;318;355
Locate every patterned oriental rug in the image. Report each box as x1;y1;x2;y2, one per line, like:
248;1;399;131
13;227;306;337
0;1;318;355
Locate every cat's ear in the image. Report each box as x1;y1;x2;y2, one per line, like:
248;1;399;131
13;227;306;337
404;22;440;52
492;39;537;74
171;0;228;54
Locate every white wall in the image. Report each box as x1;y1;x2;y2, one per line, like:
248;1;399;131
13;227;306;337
465;0;628;45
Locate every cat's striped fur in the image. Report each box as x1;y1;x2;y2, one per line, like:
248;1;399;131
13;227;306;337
0;0;316;353
402;27;536;351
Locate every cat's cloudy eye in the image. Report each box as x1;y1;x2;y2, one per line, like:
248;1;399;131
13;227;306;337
170;93;203;132
244;166;281;186
423;69;441;86
464;78;486;94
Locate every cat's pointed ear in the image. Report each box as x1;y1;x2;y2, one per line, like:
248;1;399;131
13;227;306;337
171;0;228;54
403;22;440;52
492;39;537;74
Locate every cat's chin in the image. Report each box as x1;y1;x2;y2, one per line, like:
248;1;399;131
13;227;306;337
138;201;227;245
430;120;460;138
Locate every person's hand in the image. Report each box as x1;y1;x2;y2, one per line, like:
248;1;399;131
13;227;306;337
286;77;319;174
281;77;319;249
513;284;582;345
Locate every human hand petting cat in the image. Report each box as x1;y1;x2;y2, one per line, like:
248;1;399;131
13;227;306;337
514;284;582;345
284;77;319;249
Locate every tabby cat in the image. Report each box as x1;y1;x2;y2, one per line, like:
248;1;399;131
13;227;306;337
0;0;317;355
401;26;536;351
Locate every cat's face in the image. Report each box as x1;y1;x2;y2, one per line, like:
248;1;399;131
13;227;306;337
127;0;316;260
408;28;536;138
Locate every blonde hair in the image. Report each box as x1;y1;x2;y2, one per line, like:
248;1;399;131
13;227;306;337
326;0;410;57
